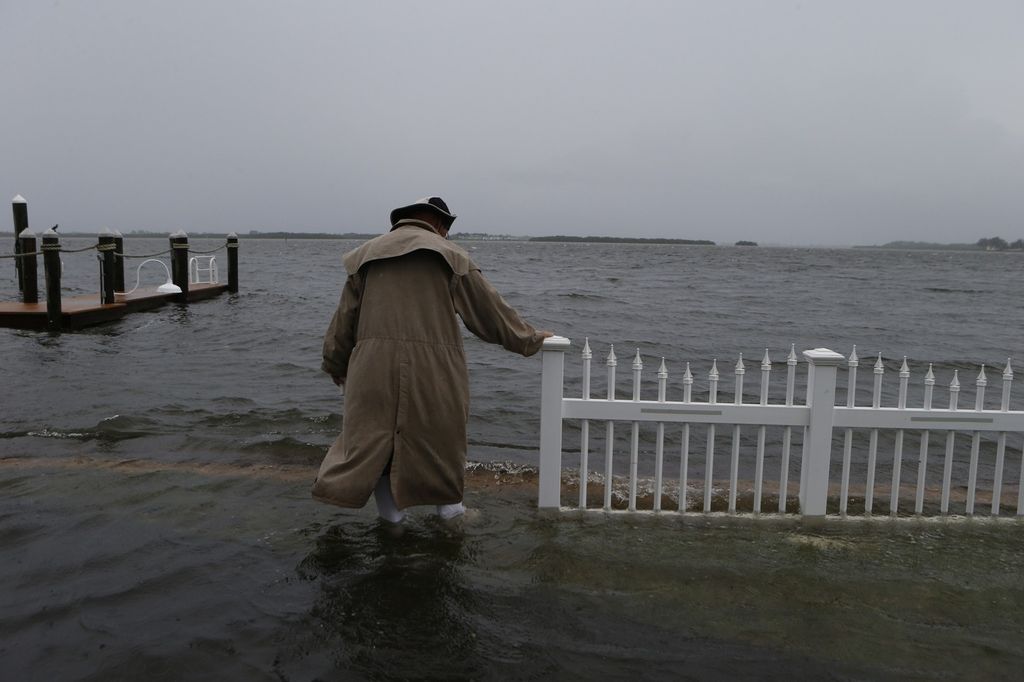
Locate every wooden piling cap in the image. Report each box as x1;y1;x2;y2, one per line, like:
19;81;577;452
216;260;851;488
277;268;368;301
12;194;26;203
170;230;188;238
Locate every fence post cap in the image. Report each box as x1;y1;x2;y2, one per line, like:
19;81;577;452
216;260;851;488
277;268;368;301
542;335;571;350
12;194;26;203
802;348;845;366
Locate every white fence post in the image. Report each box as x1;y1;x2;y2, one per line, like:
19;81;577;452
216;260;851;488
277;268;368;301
539;335;572;508
799;348;845;516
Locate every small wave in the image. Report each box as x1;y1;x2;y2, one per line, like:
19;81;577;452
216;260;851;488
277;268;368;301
561;292;610;302
924;287;991;294
466;460;538;476
467;438;535;451
25;428;91;440
238;436;327;463
93;414;164;440
13;415;166;443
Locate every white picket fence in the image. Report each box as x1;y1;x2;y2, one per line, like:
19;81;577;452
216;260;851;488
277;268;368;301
537;336;1024;518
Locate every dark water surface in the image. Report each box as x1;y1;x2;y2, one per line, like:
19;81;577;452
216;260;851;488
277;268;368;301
2;239;1023;679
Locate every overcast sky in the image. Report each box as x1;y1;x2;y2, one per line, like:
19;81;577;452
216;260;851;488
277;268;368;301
2;1;1022;245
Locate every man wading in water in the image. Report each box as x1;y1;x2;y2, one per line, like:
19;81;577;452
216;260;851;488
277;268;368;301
313;197;552;523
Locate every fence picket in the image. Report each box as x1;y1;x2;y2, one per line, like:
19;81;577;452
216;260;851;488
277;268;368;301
579;338;592;509
754;349;771;513
966;366;987;515
604;346;616;511
679;363;693;513
890;357;910;515
1018;438;1024;516
991;360;1011;515
914;364;935;514
629;349;642;511
866;354;884;514
654;358;667;511
729;355;745;513
941;371;960;514
704;360;719;513
841;346;859;515
779;345;797;512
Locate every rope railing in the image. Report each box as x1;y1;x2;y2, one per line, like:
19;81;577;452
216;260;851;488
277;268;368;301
114;248;173;259
188;241;229;255
5;240;229;259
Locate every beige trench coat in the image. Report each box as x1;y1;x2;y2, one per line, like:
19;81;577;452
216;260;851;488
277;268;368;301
312;221;545;510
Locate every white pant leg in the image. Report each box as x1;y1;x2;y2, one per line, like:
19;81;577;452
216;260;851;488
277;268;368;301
436;502;465;520
373;475;405;523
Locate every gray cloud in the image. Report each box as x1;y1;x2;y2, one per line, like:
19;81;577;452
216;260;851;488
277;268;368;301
2;0;1022;245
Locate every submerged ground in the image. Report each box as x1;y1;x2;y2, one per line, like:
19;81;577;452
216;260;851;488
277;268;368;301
2;455;1021;680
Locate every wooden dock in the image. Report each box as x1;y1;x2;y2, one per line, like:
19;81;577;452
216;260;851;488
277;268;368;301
0;283;229;331
6;196;240;333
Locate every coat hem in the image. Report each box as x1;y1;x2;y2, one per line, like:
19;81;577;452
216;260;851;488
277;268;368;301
311;490;367;509
311;489;464;511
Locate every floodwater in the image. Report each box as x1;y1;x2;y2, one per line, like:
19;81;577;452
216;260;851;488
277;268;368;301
2;238;1023;679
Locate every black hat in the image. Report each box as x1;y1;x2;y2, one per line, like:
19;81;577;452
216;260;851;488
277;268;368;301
389;196;457;228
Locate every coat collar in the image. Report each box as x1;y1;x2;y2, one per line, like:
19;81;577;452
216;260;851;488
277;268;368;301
391;218;439;235
343;222;475;276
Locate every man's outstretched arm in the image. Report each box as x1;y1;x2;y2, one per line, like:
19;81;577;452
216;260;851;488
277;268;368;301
453;269;552;356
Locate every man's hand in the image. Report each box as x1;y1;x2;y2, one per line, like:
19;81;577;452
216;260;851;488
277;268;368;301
539;331;554;339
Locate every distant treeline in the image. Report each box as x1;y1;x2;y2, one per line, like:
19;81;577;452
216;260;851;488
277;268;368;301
529;235;715;245
976;237;1024;251
857;237;1024;251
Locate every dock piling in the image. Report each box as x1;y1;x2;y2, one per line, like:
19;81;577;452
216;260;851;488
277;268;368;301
19;230;39;304
41;228;62;333
112;230;125;292
98;228;116;304
227;232;239;293
169;231;189;302
12;195;28;291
